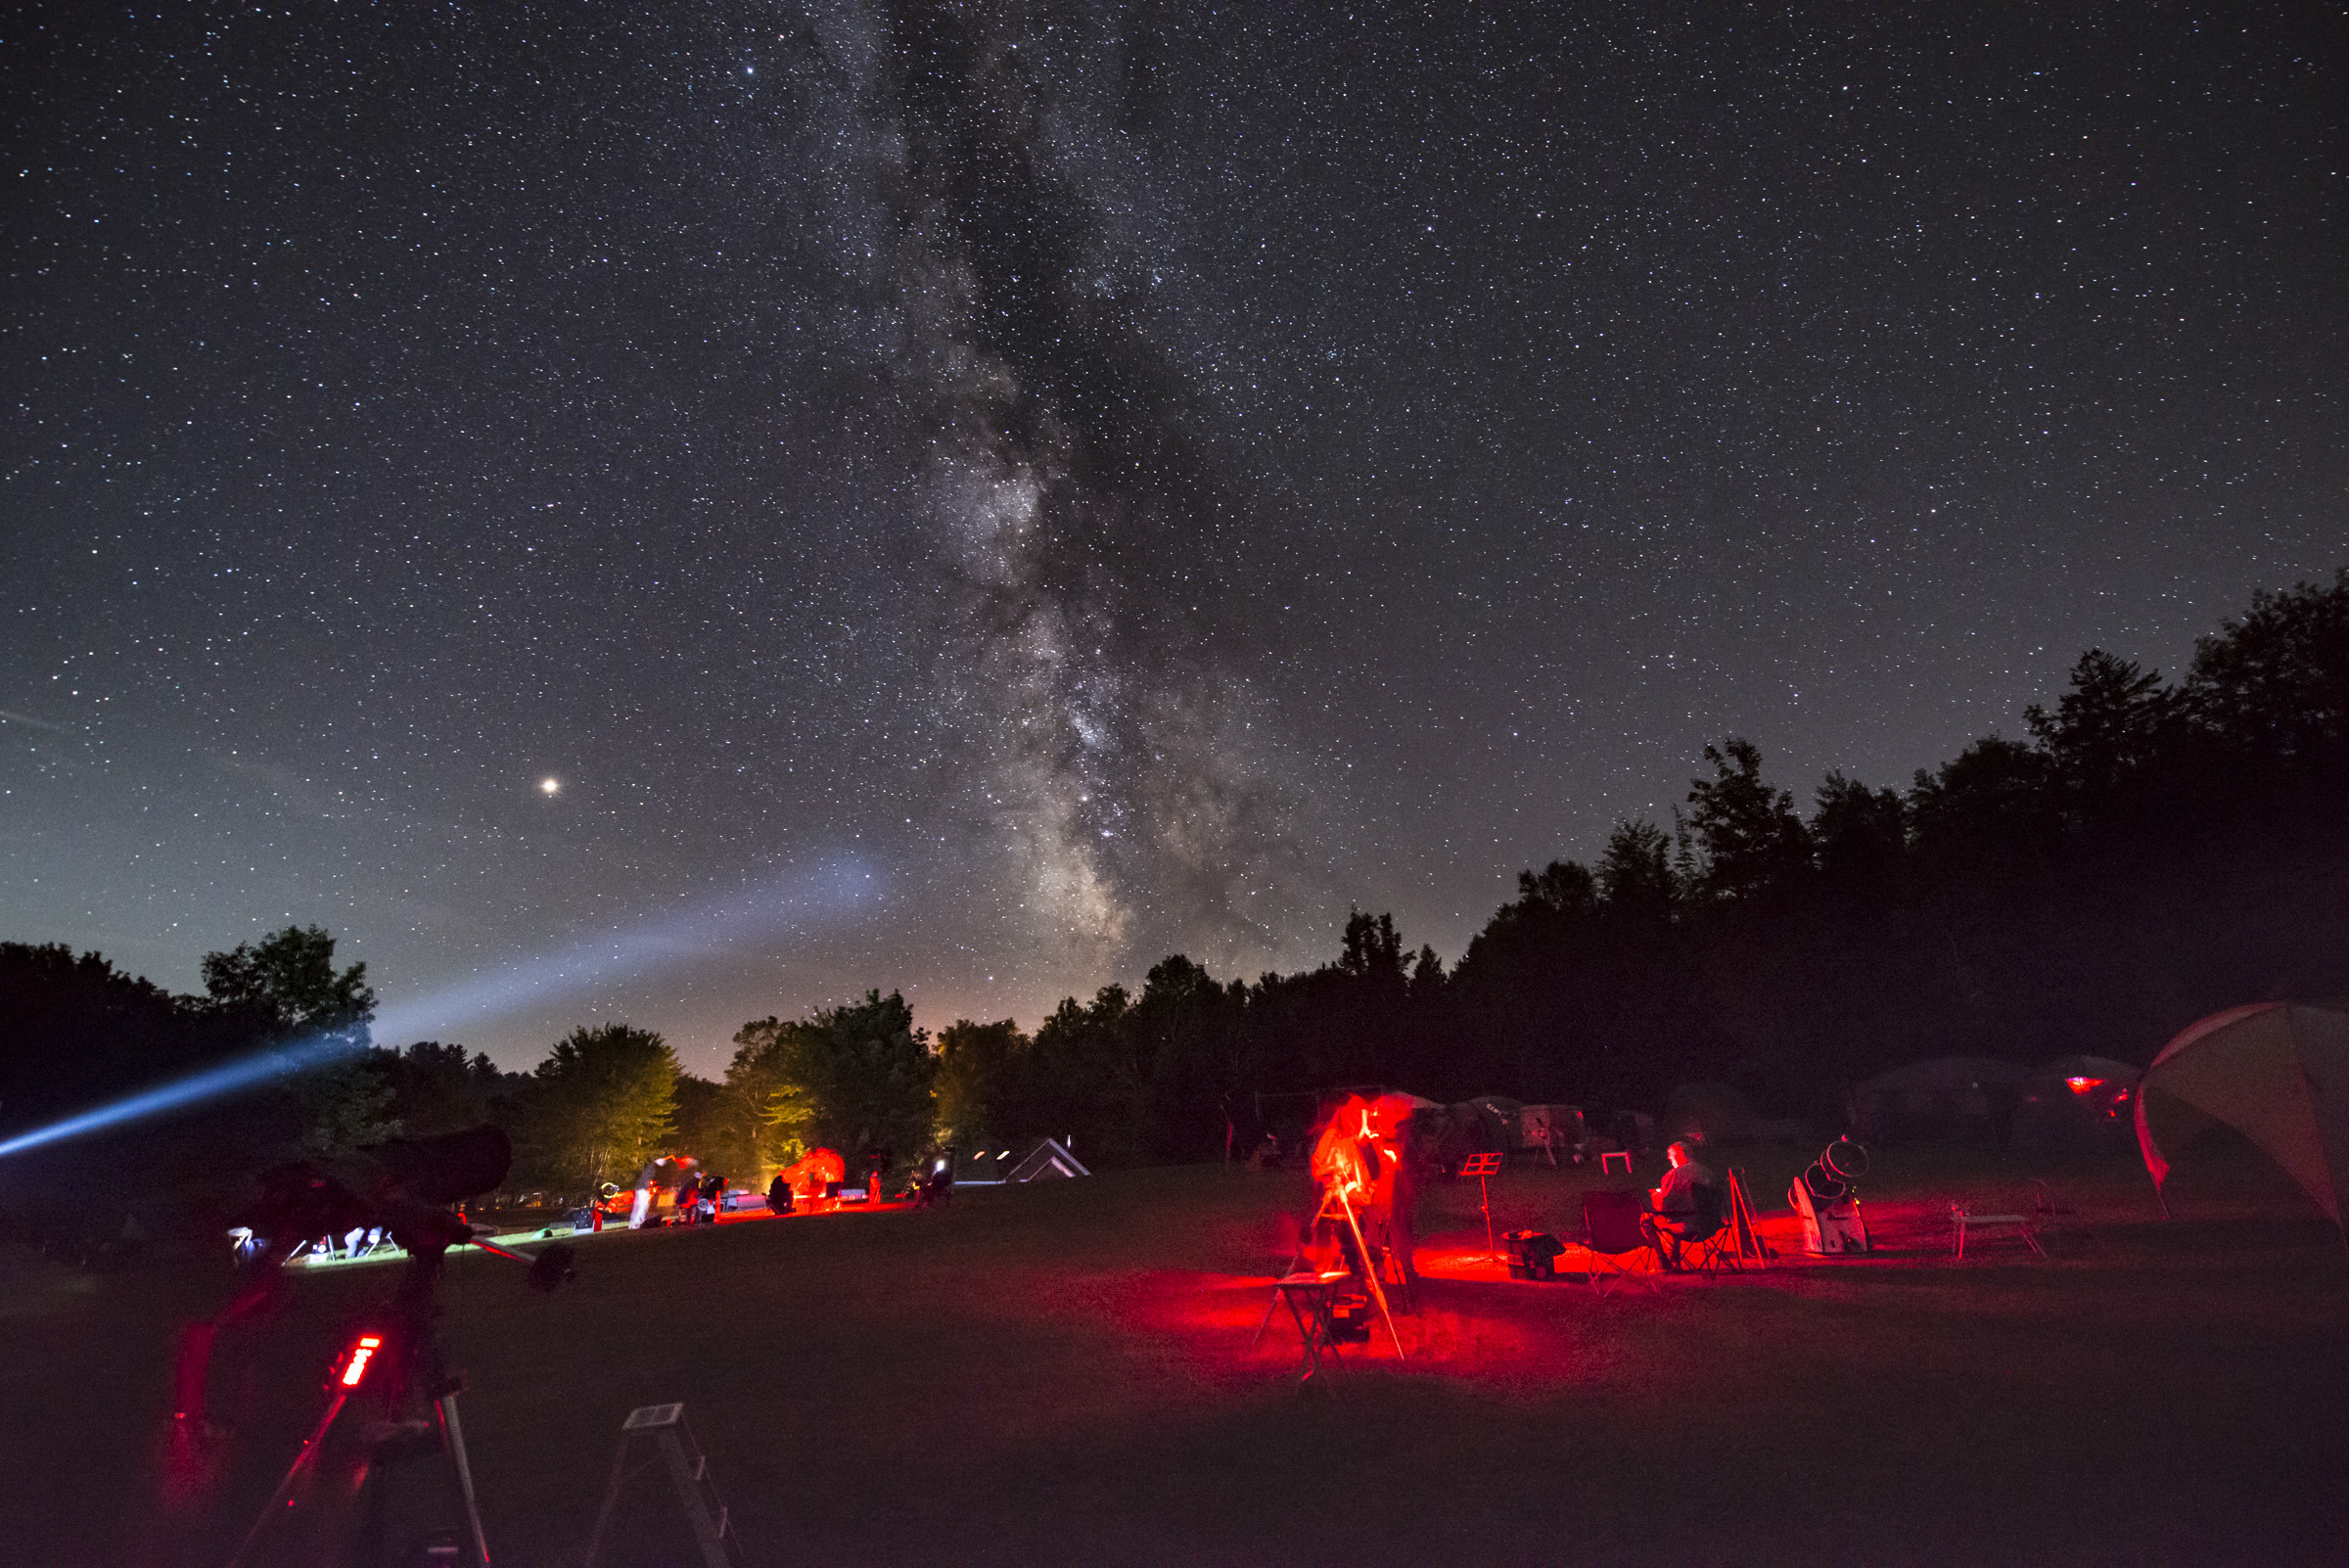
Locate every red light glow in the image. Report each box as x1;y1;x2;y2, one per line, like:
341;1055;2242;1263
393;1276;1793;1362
2065;1077;2104;1095
339;1334;383;1388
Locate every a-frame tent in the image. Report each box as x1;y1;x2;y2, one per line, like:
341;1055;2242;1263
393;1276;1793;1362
1007;1137;1090;1182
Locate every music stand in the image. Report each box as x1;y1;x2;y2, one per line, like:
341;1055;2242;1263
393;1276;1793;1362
1459;1151;1504;1262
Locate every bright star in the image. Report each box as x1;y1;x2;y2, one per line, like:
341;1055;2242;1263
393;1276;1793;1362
539;777;561;796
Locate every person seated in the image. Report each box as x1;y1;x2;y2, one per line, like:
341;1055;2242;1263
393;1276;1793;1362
767;1170;793;1215
1640;1140;1719;1271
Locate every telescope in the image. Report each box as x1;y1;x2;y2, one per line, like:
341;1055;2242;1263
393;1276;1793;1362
179;1125;576;1565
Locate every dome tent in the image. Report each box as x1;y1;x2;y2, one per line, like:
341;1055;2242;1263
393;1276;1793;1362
1849;1057;2029;1144
2011;1055;2142;1154
1665;1082;1755;1144
2135;1002;2349;1243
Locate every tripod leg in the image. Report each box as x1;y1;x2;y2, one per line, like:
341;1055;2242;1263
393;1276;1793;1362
1334;1188;1405;1360
225;1392;349;1568
1251;1281;1285;1350
437;1393;491;1568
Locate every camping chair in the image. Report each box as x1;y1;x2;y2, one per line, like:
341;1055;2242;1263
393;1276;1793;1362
1251;1212;1311;1346
1578;1190;1661;1294
1672;1185;1736;1276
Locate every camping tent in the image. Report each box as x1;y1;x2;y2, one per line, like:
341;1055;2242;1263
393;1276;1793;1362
1849;1057;2029;1144
2011;1055;2142;1155
1006;1137;1090;1182
1665;1082;1755;1144
2135;1002;2349;1235
1450;1094;1522;1148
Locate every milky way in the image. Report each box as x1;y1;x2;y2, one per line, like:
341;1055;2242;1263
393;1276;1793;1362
866;4;1317;976
3;3;2340;1069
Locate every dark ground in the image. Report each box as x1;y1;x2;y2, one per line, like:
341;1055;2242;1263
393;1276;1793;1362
4;1143;2345;1565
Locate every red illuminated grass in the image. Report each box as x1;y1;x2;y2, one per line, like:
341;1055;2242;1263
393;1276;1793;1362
3;1144;2344;1564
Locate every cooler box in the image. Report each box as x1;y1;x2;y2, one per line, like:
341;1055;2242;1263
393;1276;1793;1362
1503;1229;1566;1280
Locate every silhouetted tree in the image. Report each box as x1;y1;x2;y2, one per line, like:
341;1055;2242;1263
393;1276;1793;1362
2179;570;2349;763
1337;909;1405;980
201;925;391;1152
726;991;934;1173
934;1018;1029;1148
1683;739;1812;900
368;1041;520;1139
527;1023;677;1191
1812;772;1908;891
1596;821;1675;923
1909;736;2057;876
670;1072;760;1182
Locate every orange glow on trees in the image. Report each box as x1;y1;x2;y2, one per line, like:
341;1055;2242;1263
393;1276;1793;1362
778;1146;849;1211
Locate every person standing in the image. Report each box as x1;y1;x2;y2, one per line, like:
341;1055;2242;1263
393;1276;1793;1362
629;1156;668;1229
674;1164;703;1225
1387;1118;1423;1292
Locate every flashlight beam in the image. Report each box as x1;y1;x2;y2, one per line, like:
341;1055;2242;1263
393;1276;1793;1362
0;1033;357;1160
0;858;881;1162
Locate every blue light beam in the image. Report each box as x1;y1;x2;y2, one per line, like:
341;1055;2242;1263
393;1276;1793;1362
0;1034;356;1160
368;859;881;1043
0;858;882;1161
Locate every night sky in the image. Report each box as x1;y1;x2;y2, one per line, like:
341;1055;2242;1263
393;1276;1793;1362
5;4;2341;1075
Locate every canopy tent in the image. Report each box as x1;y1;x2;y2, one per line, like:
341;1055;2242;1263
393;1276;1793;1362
2135;1002;2349;1235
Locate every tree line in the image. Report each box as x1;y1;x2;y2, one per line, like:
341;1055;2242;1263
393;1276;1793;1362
929;571;2349;1159
4;571;2344;1229
0;924;935;1212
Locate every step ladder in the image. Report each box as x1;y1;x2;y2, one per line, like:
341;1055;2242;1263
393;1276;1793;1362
582;1403;740;1568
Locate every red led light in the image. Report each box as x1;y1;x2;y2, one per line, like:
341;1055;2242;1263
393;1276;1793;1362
2065;1076;2103;1095
339;1334;383;1388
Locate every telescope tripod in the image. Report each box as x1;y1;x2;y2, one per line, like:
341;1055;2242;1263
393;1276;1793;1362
1313;1182;1406;1360
225;1252;493;1568
227;1319;490;1568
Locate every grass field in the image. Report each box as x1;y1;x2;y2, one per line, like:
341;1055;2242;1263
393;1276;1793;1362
5;1142;2345;1565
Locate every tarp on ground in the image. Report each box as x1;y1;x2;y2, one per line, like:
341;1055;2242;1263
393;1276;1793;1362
2135;1002;2349;1229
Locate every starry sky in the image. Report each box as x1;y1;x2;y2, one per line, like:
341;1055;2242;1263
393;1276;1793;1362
5;3;2342;1076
